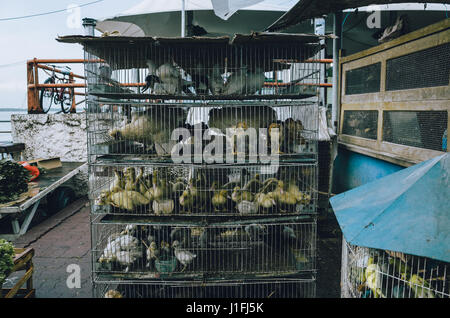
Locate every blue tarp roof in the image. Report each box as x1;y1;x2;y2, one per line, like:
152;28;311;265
330;153;450;263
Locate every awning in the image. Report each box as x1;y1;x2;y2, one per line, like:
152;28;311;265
266;0;450;31
330;153;450;263
57;32;330;70
95;0;299;37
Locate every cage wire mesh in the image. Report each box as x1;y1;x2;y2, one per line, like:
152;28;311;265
89;163;317;217
86;102;319;162
383;110;448;152
341;239;449;298
80;35;321;100
91;218;316;279
72;33;323;298
95;278;316;298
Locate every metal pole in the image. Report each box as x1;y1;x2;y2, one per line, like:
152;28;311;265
314;18;326;108
332;12;343;131
82;18;97;36
82;18;98;112
181;0;186;37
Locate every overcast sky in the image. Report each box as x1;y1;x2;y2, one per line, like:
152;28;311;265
0;0;142;110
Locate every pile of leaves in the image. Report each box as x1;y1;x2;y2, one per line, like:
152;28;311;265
0;160;30;204
0;239;14;287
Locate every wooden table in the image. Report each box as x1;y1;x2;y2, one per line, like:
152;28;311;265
1;248;35;298
0;162;86;239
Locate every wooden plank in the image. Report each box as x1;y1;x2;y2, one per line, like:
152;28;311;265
1;288;35;298
340;18;450;64
4;267;33;298
338;22;449;165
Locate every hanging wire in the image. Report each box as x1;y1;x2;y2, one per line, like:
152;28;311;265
0;0;105;22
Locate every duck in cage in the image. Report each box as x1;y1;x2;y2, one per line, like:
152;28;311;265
331;153;450;298
93;164;316;216
94;221;316;277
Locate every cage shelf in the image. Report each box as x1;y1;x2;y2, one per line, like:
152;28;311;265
91;219;316;279
89;163;318;217
72;31;323;297
94;276;316;298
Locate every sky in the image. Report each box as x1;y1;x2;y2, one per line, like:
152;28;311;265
0;0;142;110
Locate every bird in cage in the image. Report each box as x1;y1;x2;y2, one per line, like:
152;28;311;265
142;74;161;93
153;199;174;216
97;190;150;211
142;60;161;93
179;172;208;212
283;118;306;152
211;182;228;213
172;240;197;272
99;233;142;272
109;106;187;156
190;62;210;95
145;241;160;269
209;64;225;95
237;200;258;215
124;167;137;191
160;241;172;260
104;290;123;298
231;186;253;204
135;167;149;195
170;227;192;248
222;67;265;95
268;122;283;154
98;64;112;84
154;62;188;95
408;274;435;298
364;258;386;298
109;169;125;193
243;173;263;194
230;122;249;155
244;224;267;241
208;105;277;137
272;180;298;212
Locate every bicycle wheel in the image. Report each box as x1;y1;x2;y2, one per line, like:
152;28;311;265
61;87;74;113
39;78;55;113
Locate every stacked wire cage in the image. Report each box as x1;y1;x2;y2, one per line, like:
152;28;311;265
64;32;324;298
341;239;449;298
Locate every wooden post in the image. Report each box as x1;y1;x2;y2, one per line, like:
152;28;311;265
69;73;76;113
33;59;40;113
27;61;37;114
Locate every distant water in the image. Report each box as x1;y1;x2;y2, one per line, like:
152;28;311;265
0;109;27;143
0;108;66;142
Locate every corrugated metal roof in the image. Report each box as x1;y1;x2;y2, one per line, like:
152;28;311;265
57;32;332;46
266;0;450;31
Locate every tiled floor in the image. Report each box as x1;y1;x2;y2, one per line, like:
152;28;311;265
5;198;342;298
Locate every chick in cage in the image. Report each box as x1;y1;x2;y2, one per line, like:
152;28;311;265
96;167;151;212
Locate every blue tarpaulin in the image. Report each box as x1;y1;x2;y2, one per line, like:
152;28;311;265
330;153;450;263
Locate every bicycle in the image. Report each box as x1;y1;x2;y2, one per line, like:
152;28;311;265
39;65;75;114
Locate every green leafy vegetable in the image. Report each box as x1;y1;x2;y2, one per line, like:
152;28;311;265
0;239;14;287
0;160;30;204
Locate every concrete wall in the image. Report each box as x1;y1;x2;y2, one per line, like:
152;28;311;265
11;113;87;162
11;113;88;197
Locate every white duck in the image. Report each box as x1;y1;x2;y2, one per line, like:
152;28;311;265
172;240;196;272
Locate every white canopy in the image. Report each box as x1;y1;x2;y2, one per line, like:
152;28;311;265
119;0;296;16
96;0;299;37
